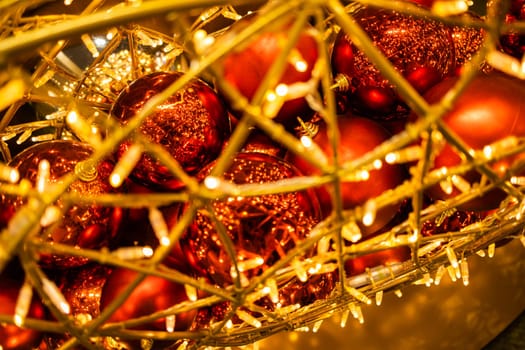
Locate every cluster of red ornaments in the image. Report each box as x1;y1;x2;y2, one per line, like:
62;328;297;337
2;1;525;349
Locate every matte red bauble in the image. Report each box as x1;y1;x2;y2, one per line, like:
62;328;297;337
179;152;321;286
111;71;231;191
422;73;525;210
99;268;197;349
219;14;318;127
0;140;124;268
331;6;455;119
0;278;46;350
286;116;408;235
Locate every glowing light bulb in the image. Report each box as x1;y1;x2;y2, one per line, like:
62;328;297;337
0;163;19;183
362;200;377;227
446;246;459;269
340;309;350;328
342;220;362;243
148;207;170;246
42;277;70;315
434;265;446;286
236;309;262;328
275;84;288;97
375;290;383;306
110;144;143;187
36;159;50;193
14;280;32;327
166;315;176;333
184;284;198;302
460;259;469;286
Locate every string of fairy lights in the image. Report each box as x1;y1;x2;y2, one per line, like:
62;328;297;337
0;0;525;349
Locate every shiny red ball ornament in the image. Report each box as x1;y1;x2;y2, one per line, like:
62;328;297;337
286;116;408;235
331;6;455;119
99;268;197;350
0;140;124;268
179;152;321;286
219;14;318;128
111;71;231;191
422;73;525;210
0;278;46;350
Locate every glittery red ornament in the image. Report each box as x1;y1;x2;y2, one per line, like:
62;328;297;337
0;278;46;350
99;267;197;350
331;6;455;119
179;152;321;286
111;71;231;191
422;73;525;210
219;14;318;128
286;116;408;235
0;140;124;268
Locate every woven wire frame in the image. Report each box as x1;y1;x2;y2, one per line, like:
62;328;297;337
0;0;524;349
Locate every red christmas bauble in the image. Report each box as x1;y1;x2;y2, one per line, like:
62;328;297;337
99;267;197;350
178;152;321;286
219;14;318;128
286;116;408;235
0;278;46;350
422;73;525;210
0;140;124;268
331;6;455;119
111;71;231;191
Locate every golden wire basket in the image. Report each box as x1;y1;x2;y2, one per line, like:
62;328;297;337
0;0;524;349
